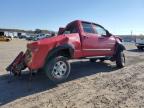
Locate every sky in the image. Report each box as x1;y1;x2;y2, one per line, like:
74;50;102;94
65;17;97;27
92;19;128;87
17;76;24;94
0;0;144;35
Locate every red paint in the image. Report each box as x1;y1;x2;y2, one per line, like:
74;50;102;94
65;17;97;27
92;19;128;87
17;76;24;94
25;20;121;70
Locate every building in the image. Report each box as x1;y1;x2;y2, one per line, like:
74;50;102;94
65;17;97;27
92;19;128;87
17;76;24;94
0;28;36;38
0;28;29;38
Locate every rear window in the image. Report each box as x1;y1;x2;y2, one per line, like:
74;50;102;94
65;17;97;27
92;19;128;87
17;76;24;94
82;22;95;33
64;24;78;34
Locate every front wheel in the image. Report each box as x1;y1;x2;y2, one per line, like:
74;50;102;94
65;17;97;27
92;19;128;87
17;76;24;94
89;58;97;62
99;58;105;62
116;51;125;68
44;56;71;83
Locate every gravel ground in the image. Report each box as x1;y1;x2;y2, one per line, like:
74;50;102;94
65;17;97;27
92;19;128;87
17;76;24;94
0;39;144;108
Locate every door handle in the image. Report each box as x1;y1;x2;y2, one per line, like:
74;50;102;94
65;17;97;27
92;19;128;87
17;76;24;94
83;36;88;39
99;37;105;39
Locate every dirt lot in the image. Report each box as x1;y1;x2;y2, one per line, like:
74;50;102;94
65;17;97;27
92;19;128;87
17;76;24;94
0;39;144;108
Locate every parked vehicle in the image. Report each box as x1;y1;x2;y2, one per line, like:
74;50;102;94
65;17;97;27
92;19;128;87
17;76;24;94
18;35;26;39
13;35;18;38
6;20;126;83
0;35;11;41
34;34;52;41
6;36;13;40
135;36;144;50
25;35;35;41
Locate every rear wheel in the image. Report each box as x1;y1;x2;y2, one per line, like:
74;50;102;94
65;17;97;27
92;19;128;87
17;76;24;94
116;51;125;68
44;56;71;83
137;46;143;50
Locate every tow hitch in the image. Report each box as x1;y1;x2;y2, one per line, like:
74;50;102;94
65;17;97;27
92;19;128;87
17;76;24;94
6;51;27;76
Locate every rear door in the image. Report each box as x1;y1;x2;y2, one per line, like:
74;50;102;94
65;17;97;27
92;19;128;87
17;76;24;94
81;22;100;56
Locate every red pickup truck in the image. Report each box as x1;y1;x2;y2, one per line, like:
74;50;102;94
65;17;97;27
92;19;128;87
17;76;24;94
7;20;126;83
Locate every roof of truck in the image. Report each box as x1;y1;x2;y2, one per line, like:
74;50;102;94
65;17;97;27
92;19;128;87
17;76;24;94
66;20;105;29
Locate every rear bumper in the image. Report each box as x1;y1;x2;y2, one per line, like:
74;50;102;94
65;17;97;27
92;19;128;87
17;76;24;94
6;52;27;75
6;47;47;74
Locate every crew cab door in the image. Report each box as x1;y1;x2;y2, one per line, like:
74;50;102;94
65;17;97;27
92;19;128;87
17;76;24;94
81;22;115;57
81;22;100;56
92;24;116;56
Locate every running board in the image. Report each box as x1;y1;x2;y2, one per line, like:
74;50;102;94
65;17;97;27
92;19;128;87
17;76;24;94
85;56;112;60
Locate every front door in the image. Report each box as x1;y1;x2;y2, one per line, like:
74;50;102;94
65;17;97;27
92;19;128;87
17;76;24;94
93;24;116;56
81;22;115;57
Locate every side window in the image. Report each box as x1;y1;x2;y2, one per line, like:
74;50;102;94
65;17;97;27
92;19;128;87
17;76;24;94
82;22;95;33
64;25;78;34
93;25;106;36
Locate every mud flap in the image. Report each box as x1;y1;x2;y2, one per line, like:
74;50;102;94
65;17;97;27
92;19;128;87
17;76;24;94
6;51;27;75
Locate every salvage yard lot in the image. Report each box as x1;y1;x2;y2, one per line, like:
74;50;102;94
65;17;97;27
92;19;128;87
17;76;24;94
0;39;144;108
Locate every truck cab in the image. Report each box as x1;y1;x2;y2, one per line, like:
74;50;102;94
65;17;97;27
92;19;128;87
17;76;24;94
58;20;118;57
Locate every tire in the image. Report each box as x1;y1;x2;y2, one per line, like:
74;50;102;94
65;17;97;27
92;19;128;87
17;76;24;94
90;59;97;62
6;39;10;42
99;58;105;62
44;56;71;83
137;46;143;50
116;51;125;68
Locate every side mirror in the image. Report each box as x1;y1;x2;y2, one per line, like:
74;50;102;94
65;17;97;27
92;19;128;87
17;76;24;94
106;30;112;37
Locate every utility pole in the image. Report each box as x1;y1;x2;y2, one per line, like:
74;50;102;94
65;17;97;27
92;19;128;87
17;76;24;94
131;30;133;36
130;30;133;42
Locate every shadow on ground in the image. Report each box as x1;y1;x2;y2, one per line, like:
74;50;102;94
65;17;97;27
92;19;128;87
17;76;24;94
0;60;117;106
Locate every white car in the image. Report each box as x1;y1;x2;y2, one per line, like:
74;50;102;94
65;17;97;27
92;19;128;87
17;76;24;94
34;34;51;41
135;36;144;50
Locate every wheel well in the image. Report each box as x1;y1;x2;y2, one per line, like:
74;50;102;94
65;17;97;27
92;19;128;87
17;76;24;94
43;44;74;69
46;48;72;62
112;43;126;61
56;49;71;58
